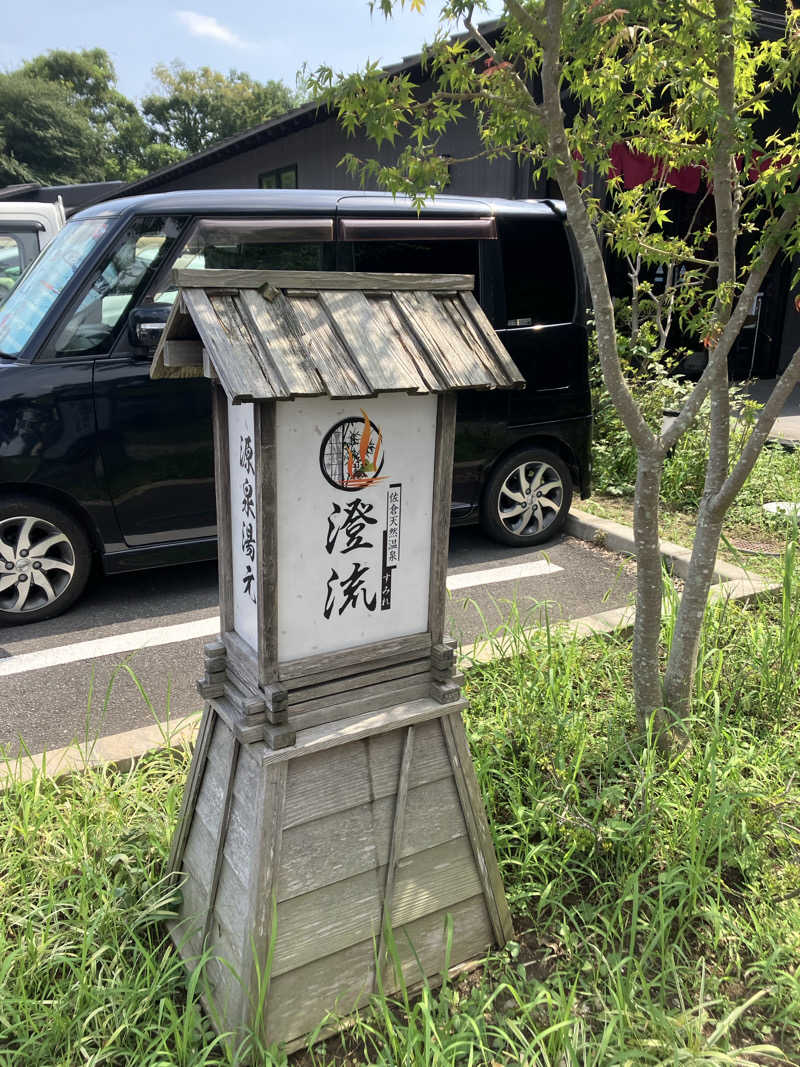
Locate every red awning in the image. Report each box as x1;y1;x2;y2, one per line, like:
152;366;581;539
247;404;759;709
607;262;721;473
609;142;703;194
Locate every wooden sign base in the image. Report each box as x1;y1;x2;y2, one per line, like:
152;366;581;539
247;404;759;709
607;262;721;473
167;693;513;1053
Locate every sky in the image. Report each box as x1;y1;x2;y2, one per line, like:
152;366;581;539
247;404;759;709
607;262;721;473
1;1;500;102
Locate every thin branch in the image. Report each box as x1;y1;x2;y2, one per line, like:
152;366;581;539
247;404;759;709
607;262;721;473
660;201;799;451
464;3;543;116
538;0;657;452
714;346;800;514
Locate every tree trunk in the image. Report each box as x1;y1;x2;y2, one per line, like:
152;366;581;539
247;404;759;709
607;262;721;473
632;451;666;736
661;501;724;724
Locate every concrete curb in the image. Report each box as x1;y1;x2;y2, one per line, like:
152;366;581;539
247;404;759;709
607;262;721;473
6;508;780;786
459;508;780;667
5;715;200;789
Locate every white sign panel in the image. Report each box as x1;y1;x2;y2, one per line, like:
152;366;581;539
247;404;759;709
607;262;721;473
275;394;437;661
228;399;259;652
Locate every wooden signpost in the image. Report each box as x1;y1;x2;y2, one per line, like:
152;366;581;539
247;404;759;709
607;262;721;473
152;269;523;1053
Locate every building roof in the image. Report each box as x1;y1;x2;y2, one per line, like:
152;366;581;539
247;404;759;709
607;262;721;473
152;268;524;401
93;20;504;204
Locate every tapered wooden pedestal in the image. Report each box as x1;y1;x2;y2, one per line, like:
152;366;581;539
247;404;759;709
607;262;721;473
168;694;513;1053
157;271;524;1055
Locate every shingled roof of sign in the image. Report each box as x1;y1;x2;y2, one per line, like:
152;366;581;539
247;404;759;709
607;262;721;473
151;270;525;402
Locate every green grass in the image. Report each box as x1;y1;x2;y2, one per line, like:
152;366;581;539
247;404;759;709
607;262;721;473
2;568;800;1064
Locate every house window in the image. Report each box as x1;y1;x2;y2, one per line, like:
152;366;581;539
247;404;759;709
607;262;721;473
259;165;298;189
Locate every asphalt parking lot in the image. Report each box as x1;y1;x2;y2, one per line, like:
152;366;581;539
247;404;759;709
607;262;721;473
0;527;636;757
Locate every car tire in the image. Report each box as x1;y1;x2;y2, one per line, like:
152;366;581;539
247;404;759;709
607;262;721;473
480;448;573;547
0;497;92;625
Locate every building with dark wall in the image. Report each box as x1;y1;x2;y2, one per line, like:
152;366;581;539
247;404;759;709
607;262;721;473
92;7;798;378
97;22;530;203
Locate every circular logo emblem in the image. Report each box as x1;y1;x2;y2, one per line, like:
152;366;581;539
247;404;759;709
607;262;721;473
319;409;385;492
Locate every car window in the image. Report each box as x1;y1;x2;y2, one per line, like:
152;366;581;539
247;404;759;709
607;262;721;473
0;236;23;304
50;217;181;357
153;235;326;305
0;219;113;358
497;218;576;327
344;240;480;295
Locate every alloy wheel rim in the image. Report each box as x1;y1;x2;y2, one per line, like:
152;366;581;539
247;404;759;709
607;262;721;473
0;516;76;613
497;461;563;537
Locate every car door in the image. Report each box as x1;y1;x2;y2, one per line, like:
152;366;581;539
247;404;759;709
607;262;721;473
95;215;334;551
335;216;502;518
33;212;211;554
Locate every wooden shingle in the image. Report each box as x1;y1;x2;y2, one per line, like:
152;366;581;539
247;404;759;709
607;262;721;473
152;269;524;401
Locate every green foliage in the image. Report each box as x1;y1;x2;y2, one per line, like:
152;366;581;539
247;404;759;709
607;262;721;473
590;324;800;517
3;573;800;1062
313;0;800;346
0;49;304;186
141;63;301;157
0;70;107;185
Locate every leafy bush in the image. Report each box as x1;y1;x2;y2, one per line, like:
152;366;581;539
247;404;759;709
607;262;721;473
589;313;800;517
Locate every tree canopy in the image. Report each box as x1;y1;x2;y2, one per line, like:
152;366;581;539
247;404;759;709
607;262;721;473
0;48;303;186
315;0;800;745
142;63;301;156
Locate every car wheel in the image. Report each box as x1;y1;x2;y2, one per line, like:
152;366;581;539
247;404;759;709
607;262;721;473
0;498;92;625
480;448;573;547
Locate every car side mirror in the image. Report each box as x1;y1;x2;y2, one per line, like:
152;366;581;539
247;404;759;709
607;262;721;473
128;305;171;353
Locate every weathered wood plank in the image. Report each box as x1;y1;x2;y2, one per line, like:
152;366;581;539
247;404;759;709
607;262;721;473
414;289;496;389
279;632;431;682
440;713;514;945
182;851;250;956
202;737;241;947
211;293;280;402
163;339;203;367
174;868;210;946
223;631;258;689
435;293;519;388
288;673;432;725
255;402;279;690
266;894;492;1047
194;719;236;828
211;386;233;633
182;289;263;403
390;836;482;928
458;291;526;388
278;773;466;901
230;740;260;802
271;865;384;978
247;761;287;1038
318;290;423;394
282;722;452;830
278;798;380;902
288;292;371;398
240;289;323;397
264;691;462;768
172;269;474;291
376;726;415;982
266;938;375;1047
288;683;434;735
390;290;491;390
182;808;217;892
367;292;444;391
428;394;457;646
167;704;216;878
272;835;480;979
286;657;430;704
282;739;372;831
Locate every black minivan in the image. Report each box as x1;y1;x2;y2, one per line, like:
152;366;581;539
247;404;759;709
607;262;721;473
0;189;591;624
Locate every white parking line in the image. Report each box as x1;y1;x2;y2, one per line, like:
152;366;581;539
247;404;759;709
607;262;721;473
0;616;221;678
0;559;563;678
446;559;562;591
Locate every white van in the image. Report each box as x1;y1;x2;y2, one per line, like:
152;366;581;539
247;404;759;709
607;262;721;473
0;200;66;303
